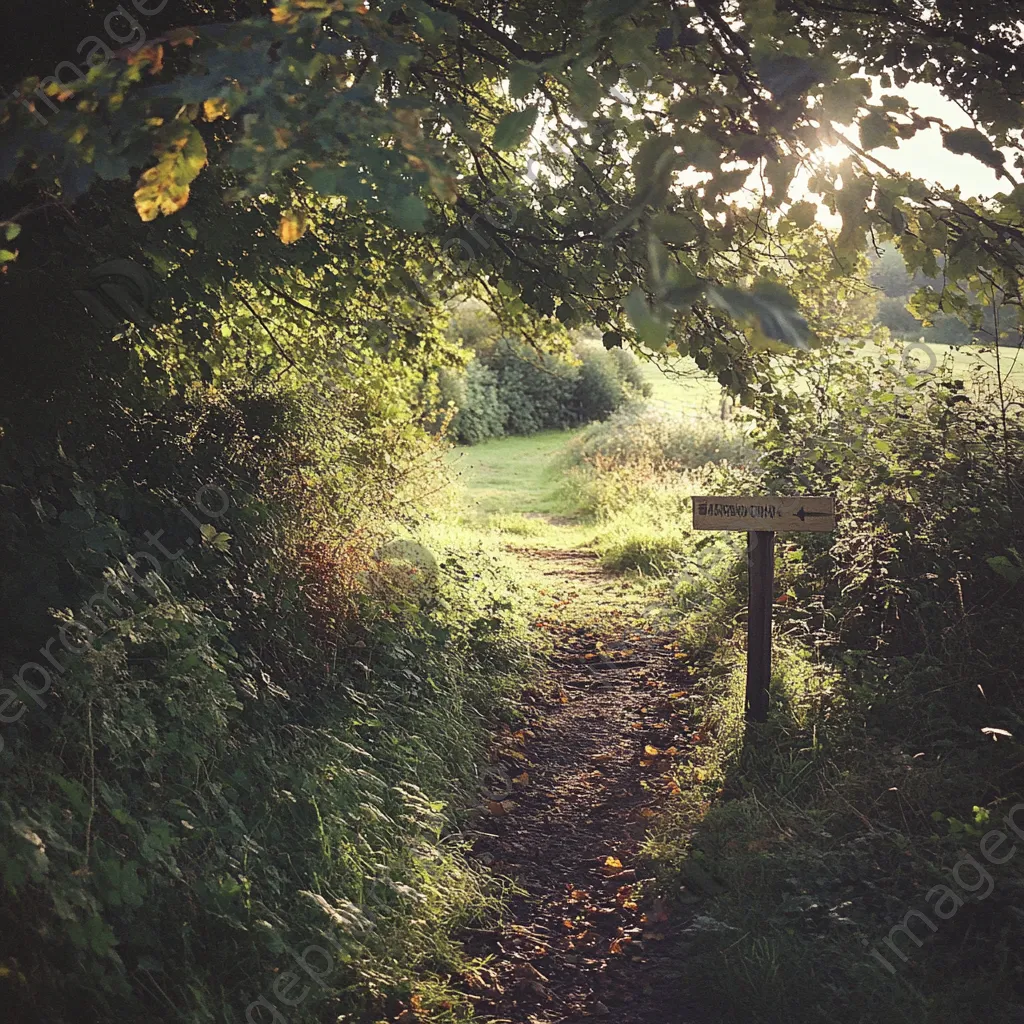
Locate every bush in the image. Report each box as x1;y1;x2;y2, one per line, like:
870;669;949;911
574;345;628;422
0;379;534;1024
441;339;648;444
606;345;653;396
442;361;508;444
494;340;579;434
643;342;1024;1024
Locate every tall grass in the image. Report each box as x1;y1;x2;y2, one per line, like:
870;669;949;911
559;402;756;572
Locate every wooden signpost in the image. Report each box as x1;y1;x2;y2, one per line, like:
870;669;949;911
691;495;836;722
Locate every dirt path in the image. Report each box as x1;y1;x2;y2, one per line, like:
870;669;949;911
462;547;708;1023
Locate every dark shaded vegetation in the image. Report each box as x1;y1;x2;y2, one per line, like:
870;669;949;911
0;374;534;1023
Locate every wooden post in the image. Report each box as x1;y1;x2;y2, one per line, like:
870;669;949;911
746;530;774;722
691;495;834;722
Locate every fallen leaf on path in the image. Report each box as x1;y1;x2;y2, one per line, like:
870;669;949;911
644;745;661;757
487;799;518;815
601;856;623;875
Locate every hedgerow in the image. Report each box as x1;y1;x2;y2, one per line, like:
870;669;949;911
441;341;650;445
638;343;1024;1023
0;377;534;1024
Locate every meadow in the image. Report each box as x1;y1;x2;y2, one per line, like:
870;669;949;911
446;354;726;520
448;339;1024;529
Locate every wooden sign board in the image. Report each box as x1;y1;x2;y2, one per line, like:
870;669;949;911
692;495;835;533
691;494;836;723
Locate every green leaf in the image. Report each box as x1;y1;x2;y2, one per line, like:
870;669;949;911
787;200;817;230
4;223;21;242
508;64;538;101
649;211;700;246
0;248;17;263
392;194;428;232
860;109;899;150
624;289;668;350
756;55;823;99
987;555;1022;584
706;282;814;350
942;127;1006;171
492;109;538;151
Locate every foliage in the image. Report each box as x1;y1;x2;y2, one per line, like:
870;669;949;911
438;360;508;445
565;401;755;477
0;381;535;1024
623;344;1024;1024
444;341;646;445
3;0;1023;392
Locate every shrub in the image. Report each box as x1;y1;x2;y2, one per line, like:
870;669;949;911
574;345;628;422
493;340;579;435
443;361;508;444
606;345;653;396
646;342;1024;1024
0;379;534;1024
440;339;648;444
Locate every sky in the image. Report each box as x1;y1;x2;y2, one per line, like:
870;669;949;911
849;82;1007;199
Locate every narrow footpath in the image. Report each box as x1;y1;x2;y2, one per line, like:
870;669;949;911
461;546;710;1023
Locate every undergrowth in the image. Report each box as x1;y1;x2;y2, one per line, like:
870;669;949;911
572;345;1024;1022
0;379;536;1024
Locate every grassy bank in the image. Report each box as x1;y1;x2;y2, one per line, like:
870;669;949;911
535;343;1024;1022
0;383;538;1024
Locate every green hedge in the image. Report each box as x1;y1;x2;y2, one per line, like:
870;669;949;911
0;380;533;1024
440;340;649;445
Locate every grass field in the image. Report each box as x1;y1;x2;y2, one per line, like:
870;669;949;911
637;355;725;415
446;359;724;518
445;431;573;516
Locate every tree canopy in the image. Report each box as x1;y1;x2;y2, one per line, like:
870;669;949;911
1;0;1022;409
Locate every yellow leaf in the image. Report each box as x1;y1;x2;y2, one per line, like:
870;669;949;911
133;123;207;222
601;856;623;876
644;745;661;757
271;4;298;24
278;209;309;244
204;97;231;121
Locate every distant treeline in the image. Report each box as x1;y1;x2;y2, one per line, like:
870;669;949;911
869;243;1021;346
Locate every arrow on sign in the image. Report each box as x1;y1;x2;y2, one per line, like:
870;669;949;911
796;506;831;521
